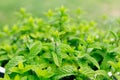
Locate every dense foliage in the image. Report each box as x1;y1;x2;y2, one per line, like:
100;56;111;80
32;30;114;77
0;7;120;80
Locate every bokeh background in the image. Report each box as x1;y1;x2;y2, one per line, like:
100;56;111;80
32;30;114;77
0;0;120;27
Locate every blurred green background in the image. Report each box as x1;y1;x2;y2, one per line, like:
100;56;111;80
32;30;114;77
0;0;120;27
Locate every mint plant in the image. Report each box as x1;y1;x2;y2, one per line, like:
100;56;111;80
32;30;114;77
0;7;120;80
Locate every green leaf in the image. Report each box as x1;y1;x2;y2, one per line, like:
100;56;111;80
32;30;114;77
14;74;20;80
27;75;39;80
0;78;4;80
53;65;76;80
79;67;95;78
110;31;118;41
5;56;25;74
85;54;100;69
4;74;11;80
51;52;60;67
32;64;54;78
95;70;108;78
100;52;116;71
114;73;120;80
18;62;24;69
0;55;9;61
27;41;42;60
11;65;33;74
0;50;6;55
22;65;33;73
21;76;27;80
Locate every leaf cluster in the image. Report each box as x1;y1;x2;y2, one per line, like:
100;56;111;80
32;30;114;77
0;7;120;80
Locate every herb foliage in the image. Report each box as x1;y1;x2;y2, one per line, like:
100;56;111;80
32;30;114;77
0;7;120;80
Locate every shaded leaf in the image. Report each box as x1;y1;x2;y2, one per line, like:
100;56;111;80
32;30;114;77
85;54;100;69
